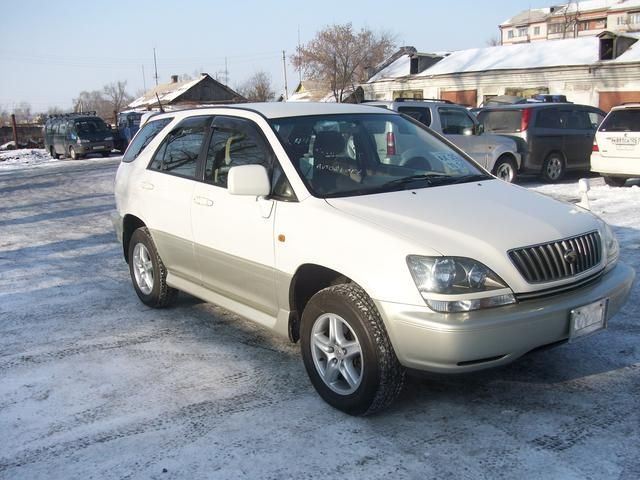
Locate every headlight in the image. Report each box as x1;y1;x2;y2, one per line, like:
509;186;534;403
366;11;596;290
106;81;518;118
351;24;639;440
407;255;516;313
603;223;619;271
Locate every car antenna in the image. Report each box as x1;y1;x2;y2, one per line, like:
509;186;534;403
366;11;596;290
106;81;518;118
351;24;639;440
155;93;165;113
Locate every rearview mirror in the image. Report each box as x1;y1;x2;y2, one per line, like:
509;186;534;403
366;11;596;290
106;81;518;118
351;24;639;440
228;165;271;196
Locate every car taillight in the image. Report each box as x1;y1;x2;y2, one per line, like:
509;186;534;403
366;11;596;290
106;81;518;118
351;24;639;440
520;109;530;132
592;138;599;152
386;132;396;156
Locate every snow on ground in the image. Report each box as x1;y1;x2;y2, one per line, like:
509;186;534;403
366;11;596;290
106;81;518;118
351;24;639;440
0;153;638;479
0;149;59;170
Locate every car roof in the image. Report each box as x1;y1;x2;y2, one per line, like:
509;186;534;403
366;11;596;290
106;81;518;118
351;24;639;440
610;103;640;111
478;103;604;113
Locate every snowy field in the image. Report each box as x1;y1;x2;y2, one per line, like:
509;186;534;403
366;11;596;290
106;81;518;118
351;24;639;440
0;150;638;479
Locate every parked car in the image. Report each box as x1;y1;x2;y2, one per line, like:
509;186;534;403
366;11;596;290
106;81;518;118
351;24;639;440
591;103;640;186
112;103;634;415
477;103;605;182
365;99;522;182
43;112;114;159
114;111;145;152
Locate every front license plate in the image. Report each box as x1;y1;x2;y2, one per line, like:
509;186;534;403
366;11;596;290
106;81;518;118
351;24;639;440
569;298;608;342
93;146;103;150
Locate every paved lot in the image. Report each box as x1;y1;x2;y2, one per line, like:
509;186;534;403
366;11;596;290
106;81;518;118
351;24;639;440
0;157;638;479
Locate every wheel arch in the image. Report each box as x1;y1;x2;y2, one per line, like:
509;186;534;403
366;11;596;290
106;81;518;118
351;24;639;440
287;263;352;342
122;214;147;263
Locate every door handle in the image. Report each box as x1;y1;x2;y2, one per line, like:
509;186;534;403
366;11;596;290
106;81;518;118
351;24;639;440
194;196;214;207
140;181;154;190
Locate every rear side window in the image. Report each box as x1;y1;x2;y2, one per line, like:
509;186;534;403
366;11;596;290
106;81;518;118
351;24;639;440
562;110;591;129
398;107;432;127
477;110;522;133
438;107;474;134
599;109;640;132
535;108;562;129
148;116;213;178
123;118;172;163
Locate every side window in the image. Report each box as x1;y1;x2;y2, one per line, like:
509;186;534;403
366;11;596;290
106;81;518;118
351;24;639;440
59;122;67;135
438;107;475;135
123;117;173;163
204;116;273;188
535;108;561;129
564;110;591;130
398;107;432;127
148;116;212;177
587;111;604;129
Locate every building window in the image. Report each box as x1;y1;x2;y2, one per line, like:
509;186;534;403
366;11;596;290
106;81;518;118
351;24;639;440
534;26;541;35
508;30;514;39
617;15;626;25
630;12;640;24
518;27;528;37
579;18;606;31
548;23;564;34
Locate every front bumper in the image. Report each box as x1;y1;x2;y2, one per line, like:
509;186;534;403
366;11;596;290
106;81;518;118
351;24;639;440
375;262;635;373
76;141;114;155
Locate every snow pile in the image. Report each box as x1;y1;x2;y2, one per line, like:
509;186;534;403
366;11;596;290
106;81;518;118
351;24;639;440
0;149;57;170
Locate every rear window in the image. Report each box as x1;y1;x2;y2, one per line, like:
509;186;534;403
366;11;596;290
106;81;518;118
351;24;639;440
599;109;640;132
478;110;522;133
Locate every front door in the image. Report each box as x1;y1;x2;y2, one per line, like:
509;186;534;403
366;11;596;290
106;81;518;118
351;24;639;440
191;115;278;318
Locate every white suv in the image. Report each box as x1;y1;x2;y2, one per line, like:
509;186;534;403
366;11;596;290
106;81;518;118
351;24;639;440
113;103;634;415
365;99;522;183
591;103;640;186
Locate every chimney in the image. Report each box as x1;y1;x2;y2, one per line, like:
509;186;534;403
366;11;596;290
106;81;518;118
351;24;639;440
170;75;178;83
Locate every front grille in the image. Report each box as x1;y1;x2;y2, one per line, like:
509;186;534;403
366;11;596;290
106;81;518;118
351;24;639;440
509;231;602;283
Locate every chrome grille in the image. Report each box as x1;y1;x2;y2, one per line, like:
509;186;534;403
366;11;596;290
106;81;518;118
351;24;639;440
509;231;602;283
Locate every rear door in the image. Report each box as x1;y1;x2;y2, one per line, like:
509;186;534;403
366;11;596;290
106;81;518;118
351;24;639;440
559;107;594;169
137;115;213;284
597;108;640;160
531;106;563;165
437;106;489;167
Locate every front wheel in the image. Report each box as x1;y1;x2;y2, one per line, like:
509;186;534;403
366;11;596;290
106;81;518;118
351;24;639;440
300;284;405;416
69;146;81;160
493;156;518;183
128;227;177;308
542;153;565;183
603;176;628;187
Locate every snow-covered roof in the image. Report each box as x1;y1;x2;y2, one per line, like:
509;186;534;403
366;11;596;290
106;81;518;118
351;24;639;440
501;8;552;27
416;33;639;77
129;76;205;109
367;55;411;82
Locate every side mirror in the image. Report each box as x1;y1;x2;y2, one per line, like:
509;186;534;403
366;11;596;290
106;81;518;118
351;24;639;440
228;164;271;196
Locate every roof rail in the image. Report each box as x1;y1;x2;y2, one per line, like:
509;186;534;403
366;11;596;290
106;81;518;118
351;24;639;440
394;97;453;104
47;111;98;119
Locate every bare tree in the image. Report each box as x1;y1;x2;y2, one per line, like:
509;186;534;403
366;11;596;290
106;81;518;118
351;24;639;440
238;71;275;102
486;36;501;47
13;102;33;123
561;0;580;39
103;81;134;114
292;23;395;102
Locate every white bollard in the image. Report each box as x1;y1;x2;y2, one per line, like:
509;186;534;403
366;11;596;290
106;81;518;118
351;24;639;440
578;178;591;210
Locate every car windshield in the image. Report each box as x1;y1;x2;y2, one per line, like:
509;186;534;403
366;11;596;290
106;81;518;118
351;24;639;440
269;113;489;198
74;118;109;134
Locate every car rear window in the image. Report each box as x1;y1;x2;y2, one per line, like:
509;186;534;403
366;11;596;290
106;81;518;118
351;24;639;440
477;110;522;133
599;109;640;132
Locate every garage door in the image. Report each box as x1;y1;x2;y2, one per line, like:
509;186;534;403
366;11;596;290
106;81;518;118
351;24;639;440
440;90;478;107
599;91;640;113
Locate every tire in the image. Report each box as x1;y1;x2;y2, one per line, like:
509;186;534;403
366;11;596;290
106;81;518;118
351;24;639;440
603;176;628;187
300;283;405;416
541;153;565;183
493;155;518;183
69;146;80;160
128;227;177;308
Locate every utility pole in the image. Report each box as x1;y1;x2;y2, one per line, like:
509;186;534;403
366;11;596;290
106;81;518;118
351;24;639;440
11;114;18;147
298;25;302;84
282;50;289;101
153;48;159;86
224;57;228;85
142;65;147;91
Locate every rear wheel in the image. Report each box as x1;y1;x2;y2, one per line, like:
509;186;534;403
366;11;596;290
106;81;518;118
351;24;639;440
493;155;518;183
300;284;405;416
128;227;177;308
603;176;628;187
542;153;565;183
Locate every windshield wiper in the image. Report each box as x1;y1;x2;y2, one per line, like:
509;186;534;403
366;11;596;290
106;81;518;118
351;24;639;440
381;173;449;189
447;174;492;184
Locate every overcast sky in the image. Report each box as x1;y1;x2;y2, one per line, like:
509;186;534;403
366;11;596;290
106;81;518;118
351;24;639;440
1;0;552;111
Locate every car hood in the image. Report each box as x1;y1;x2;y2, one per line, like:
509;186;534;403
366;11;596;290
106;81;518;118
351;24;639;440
325;179;601;291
